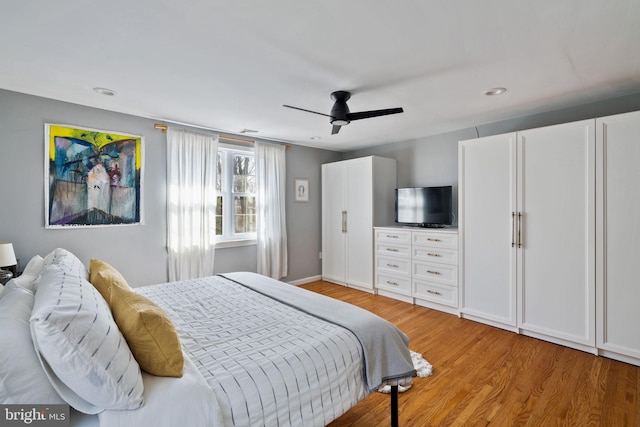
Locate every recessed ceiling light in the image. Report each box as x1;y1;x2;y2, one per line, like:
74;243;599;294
93;87;116;96
310;136;322;140
483;87;507;96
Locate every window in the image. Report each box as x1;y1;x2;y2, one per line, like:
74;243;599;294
216;145;256;245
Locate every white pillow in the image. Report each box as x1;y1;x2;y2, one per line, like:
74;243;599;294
9;255;45;293
30;265;144;414
0;281;65;404
23;254;45;276
42;248;88;279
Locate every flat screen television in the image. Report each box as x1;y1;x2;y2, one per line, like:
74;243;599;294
395;186;453;227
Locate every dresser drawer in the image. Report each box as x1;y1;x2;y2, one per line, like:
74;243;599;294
412;231;458;249
376;273;412;296
412;260;458;286
375;229;412;244
413;280;458;307
412;246;457;265
376;256;411;275
376;242;411;258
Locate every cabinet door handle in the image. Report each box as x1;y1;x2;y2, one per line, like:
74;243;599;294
386;248;399;252
427;290;442;295
386;281;399;286
427;270;441;275
342;211;347;233
517;212;523;248
387;263;399;268
511;212;516;247
427;253;441;257
427;238;441;242
386;234;399;239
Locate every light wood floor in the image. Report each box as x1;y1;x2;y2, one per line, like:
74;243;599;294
300;281;639;427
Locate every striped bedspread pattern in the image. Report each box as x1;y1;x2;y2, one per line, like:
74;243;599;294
137;276;369;427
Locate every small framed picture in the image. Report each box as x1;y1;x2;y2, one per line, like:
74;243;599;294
294;178;309;202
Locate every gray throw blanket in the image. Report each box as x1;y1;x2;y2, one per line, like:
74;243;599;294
221;272;416;391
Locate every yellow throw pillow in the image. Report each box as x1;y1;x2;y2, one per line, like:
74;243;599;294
89;259;184;377
89;259;130;301
106;280;184;377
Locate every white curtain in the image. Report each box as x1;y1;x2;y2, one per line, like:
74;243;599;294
166;127;219;281
255;142;288;279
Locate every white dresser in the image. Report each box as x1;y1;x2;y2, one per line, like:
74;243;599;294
374;226;459;315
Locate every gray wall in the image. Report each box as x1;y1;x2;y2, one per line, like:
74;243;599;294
0;89;340;286
3;88;639;285
344;91;640;225
285;145;341;281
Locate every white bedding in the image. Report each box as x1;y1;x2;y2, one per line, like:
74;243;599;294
69;356;222;427
7;249;412;427
80;273;414;426
99;355;223;427
130;275;369;427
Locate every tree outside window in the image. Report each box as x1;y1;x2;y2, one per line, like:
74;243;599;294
216;147;256;241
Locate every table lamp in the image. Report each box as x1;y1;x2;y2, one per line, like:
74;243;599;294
0;243;17;285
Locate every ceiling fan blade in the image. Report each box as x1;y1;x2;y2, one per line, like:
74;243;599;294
346;107;404;121
331;125;341;135
283;104;333;118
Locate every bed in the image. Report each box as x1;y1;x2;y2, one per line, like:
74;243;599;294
0;248;416;427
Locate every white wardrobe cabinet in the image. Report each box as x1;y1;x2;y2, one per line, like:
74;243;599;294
321;156;396;292
596;110;640;365
459;119;596;352
516;121;595;350
458;133;517;330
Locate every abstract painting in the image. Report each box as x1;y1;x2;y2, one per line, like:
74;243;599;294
45;124;144;228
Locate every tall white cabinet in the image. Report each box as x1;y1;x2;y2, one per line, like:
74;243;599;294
517;122;595;349
459;120;596;352
458;133;517;329
596;110;640;365
321;156;396;292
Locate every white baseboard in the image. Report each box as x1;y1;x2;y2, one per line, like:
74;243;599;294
287;275;322;286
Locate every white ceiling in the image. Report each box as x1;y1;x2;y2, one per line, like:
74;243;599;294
2;1;640;152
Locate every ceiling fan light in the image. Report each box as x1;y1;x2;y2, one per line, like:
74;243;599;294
331;119;350;126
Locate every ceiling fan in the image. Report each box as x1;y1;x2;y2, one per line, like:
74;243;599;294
283;91;404;135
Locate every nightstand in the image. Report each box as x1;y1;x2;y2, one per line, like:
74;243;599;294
0;269;12;285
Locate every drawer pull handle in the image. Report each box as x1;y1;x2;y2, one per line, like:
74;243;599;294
427;270;441;275
387;263;399;268
387;281;399;286
386;248;399;252
427;253;441;257
427;238;441;242
387;235;399;239
427;290;442;295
